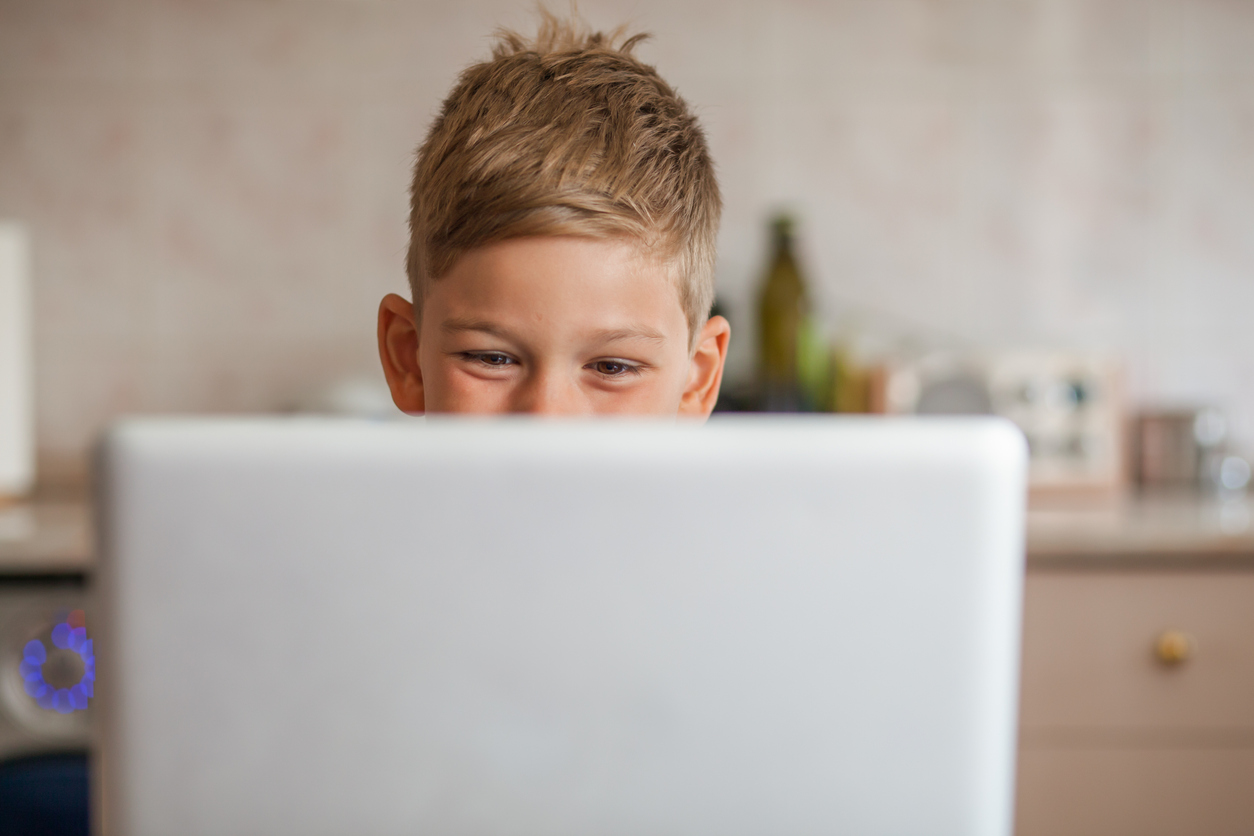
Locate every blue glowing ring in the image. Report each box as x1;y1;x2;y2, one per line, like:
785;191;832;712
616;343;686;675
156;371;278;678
19;617;94;714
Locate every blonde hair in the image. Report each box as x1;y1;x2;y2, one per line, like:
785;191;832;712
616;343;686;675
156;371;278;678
406;11;721;344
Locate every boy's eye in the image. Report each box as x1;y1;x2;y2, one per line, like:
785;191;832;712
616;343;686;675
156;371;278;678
590;360;638;377
463;352;516;367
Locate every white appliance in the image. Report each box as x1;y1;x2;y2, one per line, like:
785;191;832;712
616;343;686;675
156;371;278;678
0;221;34;498
97;416;1027;836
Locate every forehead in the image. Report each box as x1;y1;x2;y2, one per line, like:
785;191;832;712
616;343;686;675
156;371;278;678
426;236;686;332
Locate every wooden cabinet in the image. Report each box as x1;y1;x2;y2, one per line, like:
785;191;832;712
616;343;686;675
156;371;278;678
1017;747;1254;836
1016;504;1254;836
1020;571;1254;730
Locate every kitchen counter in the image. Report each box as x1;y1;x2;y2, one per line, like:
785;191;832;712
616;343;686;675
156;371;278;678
1027;491;1254;566
2;490;1253;576
0;500;92;575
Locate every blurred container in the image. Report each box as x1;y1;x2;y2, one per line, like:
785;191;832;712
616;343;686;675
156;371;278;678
1134;408;1251;495
1133;411;1200;486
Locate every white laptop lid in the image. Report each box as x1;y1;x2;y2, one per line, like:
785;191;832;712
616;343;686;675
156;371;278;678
97;416;1026;836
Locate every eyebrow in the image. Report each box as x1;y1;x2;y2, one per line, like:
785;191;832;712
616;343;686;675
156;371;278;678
441;318;667;344
589;327;667;344
441;318;515;340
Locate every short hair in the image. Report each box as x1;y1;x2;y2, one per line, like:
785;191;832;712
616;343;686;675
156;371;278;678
406;11;721;345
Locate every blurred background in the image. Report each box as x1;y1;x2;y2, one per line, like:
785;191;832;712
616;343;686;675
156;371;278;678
0;0;1252;482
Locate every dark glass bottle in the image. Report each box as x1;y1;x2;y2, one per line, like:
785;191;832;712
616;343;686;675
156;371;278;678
757;215;810;411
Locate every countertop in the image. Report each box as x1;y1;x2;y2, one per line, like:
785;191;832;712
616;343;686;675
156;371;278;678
2;491;1253;576
1026;491;1254;567
0;500;93;575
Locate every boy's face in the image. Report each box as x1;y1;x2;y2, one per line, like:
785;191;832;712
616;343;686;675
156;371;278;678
378;236;730;417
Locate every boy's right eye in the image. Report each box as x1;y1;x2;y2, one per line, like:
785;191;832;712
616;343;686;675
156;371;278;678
461;351;516;367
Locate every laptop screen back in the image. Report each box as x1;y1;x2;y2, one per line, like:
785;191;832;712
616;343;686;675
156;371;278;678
97;416;1026;836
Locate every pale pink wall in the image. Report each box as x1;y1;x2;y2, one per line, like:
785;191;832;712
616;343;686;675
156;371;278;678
2;0;1253;469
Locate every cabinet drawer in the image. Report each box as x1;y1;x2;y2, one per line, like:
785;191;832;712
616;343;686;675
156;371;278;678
1016;747;1254;836
1020;570;1254;729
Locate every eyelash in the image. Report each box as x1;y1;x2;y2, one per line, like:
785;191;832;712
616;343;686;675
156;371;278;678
589;359;642;378
460;352;516;368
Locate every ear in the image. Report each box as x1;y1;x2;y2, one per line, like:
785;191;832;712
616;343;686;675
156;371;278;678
377;293;426;414
679;315;731;420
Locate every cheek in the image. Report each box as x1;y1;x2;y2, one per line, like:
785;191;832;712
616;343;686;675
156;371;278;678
416;343;485;412
427;363;504;413
597;360;690;415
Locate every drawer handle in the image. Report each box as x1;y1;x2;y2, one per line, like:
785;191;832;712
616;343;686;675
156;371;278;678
1155;630;1195;666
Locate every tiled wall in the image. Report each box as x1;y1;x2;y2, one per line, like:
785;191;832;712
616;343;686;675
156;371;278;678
2;0;1253;469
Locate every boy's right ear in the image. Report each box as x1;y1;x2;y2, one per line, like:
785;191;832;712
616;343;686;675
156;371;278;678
377;293;426;414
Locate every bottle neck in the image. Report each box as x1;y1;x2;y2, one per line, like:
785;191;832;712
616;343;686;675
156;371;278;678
772;229;793;257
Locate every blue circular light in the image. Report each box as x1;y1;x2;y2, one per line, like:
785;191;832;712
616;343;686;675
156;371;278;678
22;617;94;714
50;622;72;650
22;640;46;665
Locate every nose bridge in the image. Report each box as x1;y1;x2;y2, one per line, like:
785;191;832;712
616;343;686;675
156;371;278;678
516;362;582;415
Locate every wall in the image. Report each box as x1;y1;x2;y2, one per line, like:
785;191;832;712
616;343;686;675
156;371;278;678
2;0;1252;474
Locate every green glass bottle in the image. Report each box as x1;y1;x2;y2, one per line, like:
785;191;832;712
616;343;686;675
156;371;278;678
757;215;813;411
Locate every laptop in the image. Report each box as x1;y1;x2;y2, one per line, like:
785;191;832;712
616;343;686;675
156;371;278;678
95;416;1026;836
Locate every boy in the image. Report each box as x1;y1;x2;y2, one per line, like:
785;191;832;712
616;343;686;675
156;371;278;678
377;13;729;418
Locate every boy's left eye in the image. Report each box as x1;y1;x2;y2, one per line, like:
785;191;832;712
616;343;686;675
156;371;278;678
590;360;639;377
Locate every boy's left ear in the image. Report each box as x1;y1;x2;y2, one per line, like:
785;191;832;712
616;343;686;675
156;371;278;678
679;315;731;419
